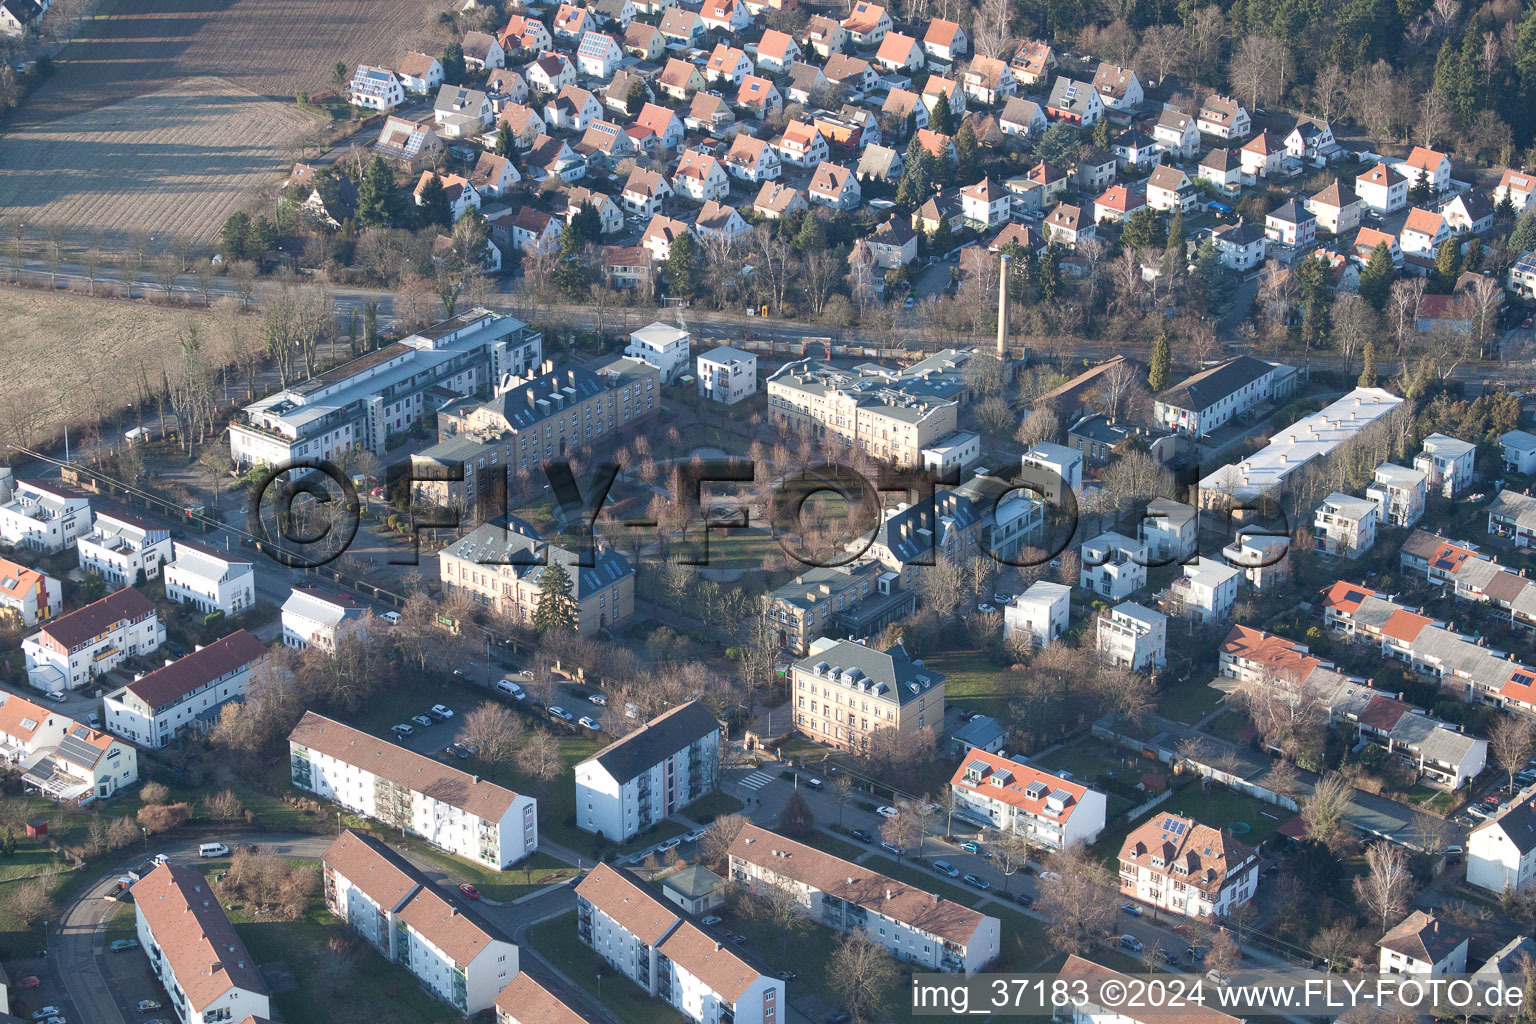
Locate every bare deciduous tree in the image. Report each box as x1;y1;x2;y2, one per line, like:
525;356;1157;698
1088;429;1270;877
1353;841;1417;932
1490;715;1536;793
1035;844;1118;954
827;933;897;1024
456;702;526;765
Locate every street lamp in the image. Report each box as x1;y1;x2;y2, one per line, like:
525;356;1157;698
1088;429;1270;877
337;811;342;835
596;973;602;1001
141;826;147;851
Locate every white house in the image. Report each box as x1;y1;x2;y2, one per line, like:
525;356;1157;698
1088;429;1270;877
575;700;720;842
1003;581;1070;648
1197;94;1249;139
1018;442;1083;504
496;975;596;1024
621;167;672;218
76;510;171;586
1356;162;1409;213
1212;221;1266;272
1140;498;1198;564
104;630;267;749
350;66;405;110
1378;910;1471;977
162;539;255;616
577;31;624;78
0;478;91;554
923;18;968;62
1118;813;1260;920
1496;169;1536;212
1167;556;1240;622
281;587;367;651
1145;165;1191;213
134;865;272;1024
1220;532;1290;592
1080;532;1147;601
673;149;730;203
1097;601;1166;672
1399;207;1449;257
434;85;494;136
1468;797;1536;892
290;711;538;869
959;177;1010;229
625;323;690;384
23;587;164;691
1366;463;1428;528
1239;130;1284;179
841;1;891;46
0;558;59;627
1397;146;1452;194
696;347;757;405
729;823;1001;974
1153;355;1291;438
1153;107;1200;159
324;830;518;1015
1503;430;1536;476
1415;433;1476;498
19;716;138;803
1314;492;1378;559
950;749;1107;849
1091;64;1142;112
808;162;861;211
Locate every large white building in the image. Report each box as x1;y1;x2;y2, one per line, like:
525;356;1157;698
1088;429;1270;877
0;694;139;803
695;346;757;405
134;864;272;1024
104;630;267;748
574;700;721;842
76;510;171;587
229;310;542;469
1314;492;1378;559
1468;797;1536;893
0;477;91;554
323;829;519;1015
1140;498;1198;565
281;587;368;650
1414;433;1476;499
1018;442;1083;504
162;540;256;616
1096;601;1166;673
1117;812;1259;919
22;587;164;691
728;823;1001;974
1079;532;1147;601
1366;463;1427;528
625;322;691;383
950;749;1107;849
289;711;538;869
575;864;784;1024
1152;356;1293;438
1166;556;1240;623
1003;581;1070;648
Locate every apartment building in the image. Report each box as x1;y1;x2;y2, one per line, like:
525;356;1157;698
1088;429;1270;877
1330;691;1485;789
134;864;272;1024
764;561;914;655
1079;532;1147;601
696;346;757;405
22;587;164;691
789;637;944;754
323;830;518;1014
766;352;974;467
0;478;91;554
1117;813;1259;919
438;515;635;633
0;558;60;626
1314;493;1379;559
1468;797;1536;892
496;974;599;1024
1414;433;1476;499
104;630;267;748
1378;911;1470;977
1218;624;1326;688
289;711;538;869
415;356;660;512
728;823;1000;974
1018;442;1083;504
1058;955;1245;1024
229;310;542;468
1366;463;1427;528
575;700;721;841
1096;601;1166;672
1165;557;1240;622
1140;498;1197;564
1003;581;1070;648
575;866;783;1024
1153;356;1294;437
76;510;171;586
625;323;691;383
951;750;1106;850
163;540;256;616
280;587;367;650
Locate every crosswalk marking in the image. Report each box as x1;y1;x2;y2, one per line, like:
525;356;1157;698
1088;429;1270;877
738;770;775;791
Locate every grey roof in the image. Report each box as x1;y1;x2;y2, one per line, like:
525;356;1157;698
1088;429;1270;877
794;638;945;707
869;491;981;563
583;700;721;785
473;362;642;432
1474;797;1536;854
1503;429;1536;454
1267;197;1313;225
1046;77;1095;116
1319;492;1377;520
999;97;1043;127
1155;355;1279;414
769;562;880;610
1489;490;1536;530
952;714;1005;748
447;516;634;599
1476;936;1536;979
1145;497;1196;530
662;864;723;900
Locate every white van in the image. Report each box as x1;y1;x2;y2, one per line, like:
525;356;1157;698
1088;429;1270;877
198;843;230;858
496;679;526;700
381;611;401;625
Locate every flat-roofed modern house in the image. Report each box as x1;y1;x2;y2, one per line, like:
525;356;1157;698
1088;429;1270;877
0;478;90;554
23;587;164;691
76;510;171;586
1096;601;1166;672
104;630;267;748
1366;463;1427;528
289;711;538;869
575;700;721;841
163;540;256;616
1414;433;1476;499
729;823;1001;973
1003;581;1070;648
950;749;1107;849
696;346;757;405
323;829;518;1014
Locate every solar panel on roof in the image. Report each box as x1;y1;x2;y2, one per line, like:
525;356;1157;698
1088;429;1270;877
1345;589;1366;602
56;730;102;768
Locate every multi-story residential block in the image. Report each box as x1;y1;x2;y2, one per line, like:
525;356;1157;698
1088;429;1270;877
158;536;255;618
1414;433;1476;498
1220;532;1290;591
729;823;1000;973
1152;355;1293;437
576;866;784;1024
323;829;518;1014
1096;602;1166;672
789;637;944;754
290;711;538;869
1502;429;1536;476
1058;956;1246;1024
1314;493;1379;559
1378;911;1470;976
1165;557;1240;622
496;974;599;1024
950;750;1106;849
23;587;163;691
76;510;170;586
438;515;634;633
1117;813;1259;919
280;587;366;651
1139;498;1197;564
1468;797;1536;892
1018;442;1083;504
228;310;541;469
624;323;690;384
134;864;272;1024
1003;581;1070;648
0;558;59;626
104;630;266;748
0;477;90;554
575;700;721;841
696;346;756;405
765;562;914;655
1079;532;1147;601
1366;463;1427;528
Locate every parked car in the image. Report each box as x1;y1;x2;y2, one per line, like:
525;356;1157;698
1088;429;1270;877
109;939;138;951
932;860;960;877
960;840;982;855
1186;946;1205;962
587;693;608;706
1159;950;1179;966
684;828;707;843
802;777;823;791
198;843;230;858
658;837;682;852
825;1013;851;1024
962;873;990;890
1485;793;1504;807
1121;903;1143;917
849;828;874;843
1014;893;1034;907
881;840;905;856
548;706;573;722
136;1001;162;1012
701;915;722;925
578;716;601;731
411;714;433;727
458;883;480;900
1119;935;1144;952
391;724;414;737
45;691;66;704
778;970;797;982
32;1009;60;1021
876;805;899;818
429;705;454;720
15;974;39;989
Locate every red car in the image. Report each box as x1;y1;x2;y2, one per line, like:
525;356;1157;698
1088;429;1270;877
458;883;481;900
1523;317;1533;330
15;975;39;990
1485;793;1504;807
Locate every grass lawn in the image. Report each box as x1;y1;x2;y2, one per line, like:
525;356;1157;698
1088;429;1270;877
1405;785;1457;813
680;792;744;824
382;838;578;901
801;830;870;862
525;912;685;1024
1033;738;1142;782
1158;679;1227;725
1203;711;1251;743
104;900;135;944
679;527;781;571
920;650;1010;717
990;905;1053;972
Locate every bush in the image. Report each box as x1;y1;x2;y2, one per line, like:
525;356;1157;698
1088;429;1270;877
139;781;171;806
137;802;192;834
203;610;225;627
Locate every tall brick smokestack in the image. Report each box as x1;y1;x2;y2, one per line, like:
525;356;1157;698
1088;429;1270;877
996;252;1010;360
